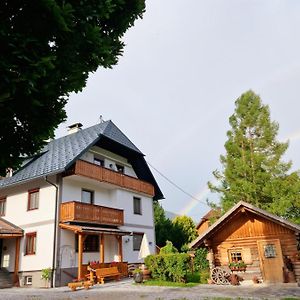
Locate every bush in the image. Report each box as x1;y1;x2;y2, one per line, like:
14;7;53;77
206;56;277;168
194;248;209;272
159;241;178;255
145;252;190;283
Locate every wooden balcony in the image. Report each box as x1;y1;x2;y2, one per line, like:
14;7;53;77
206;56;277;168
64;159;155;196
60;201;124;226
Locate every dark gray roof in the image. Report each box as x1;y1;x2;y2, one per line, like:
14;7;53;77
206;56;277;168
0;120;143;189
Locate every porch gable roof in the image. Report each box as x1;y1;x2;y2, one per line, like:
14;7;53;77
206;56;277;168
0;217;23;237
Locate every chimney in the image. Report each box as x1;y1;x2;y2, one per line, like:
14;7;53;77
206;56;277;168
67;123;83;135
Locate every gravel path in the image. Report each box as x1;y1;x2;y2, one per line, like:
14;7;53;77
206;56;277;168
0;279;299;300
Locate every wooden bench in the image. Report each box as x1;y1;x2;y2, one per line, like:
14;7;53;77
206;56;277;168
68;280;93;291
96;267;121;284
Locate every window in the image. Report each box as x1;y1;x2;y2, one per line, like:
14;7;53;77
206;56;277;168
228;249;243;262
133;197;142;215
28;189;39;210
264;244;276;258
81;189;94;204
25;276;33;285
25;232;37;255
75;235;99;252
0;197;6;216
94;157;104;167
116;164;124;174
133;232;143;251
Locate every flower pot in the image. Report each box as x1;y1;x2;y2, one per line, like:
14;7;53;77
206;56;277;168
133;272;143;283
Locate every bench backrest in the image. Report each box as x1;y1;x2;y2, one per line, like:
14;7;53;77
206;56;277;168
96;267;119;277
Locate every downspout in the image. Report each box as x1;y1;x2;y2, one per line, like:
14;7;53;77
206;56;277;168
44;176;59;288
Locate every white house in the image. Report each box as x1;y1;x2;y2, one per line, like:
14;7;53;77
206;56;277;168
0;121;163;287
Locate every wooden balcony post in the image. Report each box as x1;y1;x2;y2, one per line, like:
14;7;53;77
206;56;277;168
13;237;20;285
100;234;104;263
78;233;83;279
117;236;123;262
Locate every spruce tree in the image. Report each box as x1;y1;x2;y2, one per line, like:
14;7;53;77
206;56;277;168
209;90;300;224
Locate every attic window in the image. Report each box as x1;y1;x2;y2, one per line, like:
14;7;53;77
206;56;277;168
116;164;124;173
94;157;104;167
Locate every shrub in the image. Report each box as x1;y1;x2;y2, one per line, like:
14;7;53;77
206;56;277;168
194;248;209;271
159;241;178;255
41;268;52;281
145;252;190;283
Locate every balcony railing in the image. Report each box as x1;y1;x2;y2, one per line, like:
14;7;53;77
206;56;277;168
60;201;124;226
64;160;155;196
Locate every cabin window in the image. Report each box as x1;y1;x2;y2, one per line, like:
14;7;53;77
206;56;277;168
94;157;104;167
28;189;39;210
25;232;37;255
0;197;6;216
133;197;142;215
264;244;276;258
75;235;99;252
81;189;94;204
133;232;143;251
116;164;124;173
228;249;243;262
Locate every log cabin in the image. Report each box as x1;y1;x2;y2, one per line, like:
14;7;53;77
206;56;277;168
190;201;300;283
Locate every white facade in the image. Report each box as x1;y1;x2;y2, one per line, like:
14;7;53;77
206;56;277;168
0;146;157;287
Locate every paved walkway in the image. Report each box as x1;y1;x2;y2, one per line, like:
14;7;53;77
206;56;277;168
0;279;299;300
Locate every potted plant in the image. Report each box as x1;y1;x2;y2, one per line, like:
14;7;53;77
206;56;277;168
133;268;143;283
229;261;247;272
41;268;52;288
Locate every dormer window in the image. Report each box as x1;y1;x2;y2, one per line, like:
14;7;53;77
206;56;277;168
116;164;124;174
94;157;104;167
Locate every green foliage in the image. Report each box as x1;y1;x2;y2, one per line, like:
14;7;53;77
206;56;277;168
159;241;178;255
153;201;174;247
194;248;209;271
41;268;52;281
172;215;197;251
144;251;191;283
0;0;145;174
208;90;300;223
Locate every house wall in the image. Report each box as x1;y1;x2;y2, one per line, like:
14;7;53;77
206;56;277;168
59;175;155;268
197;220;210;235
0;177;57;287
210;211;299;282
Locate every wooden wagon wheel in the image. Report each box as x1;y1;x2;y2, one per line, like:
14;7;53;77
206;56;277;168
211;267;230;285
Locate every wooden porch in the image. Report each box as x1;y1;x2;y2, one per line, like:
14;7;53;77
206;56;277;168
59;223;130;280
0;218;23;286
63;159;155;196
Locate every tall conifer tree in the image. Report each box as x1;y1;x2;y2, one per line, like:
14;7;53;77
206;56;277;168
209;90;300;223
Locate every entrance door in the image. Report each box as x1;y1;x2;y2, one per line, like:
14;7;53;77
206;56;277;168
257;239;284;283
0;239;2;267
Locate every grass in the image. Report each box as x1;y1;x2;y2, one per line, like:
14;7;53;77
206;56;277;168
141;269;210;288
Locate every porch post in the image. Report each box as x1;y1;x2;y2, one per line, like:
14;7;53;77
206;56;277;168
13;237;21;284
78;233;83;279
117;236;123;262
100;233;104;263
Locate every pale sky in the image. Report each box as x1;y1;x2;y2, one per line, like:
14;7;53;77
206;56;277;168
55;1;300;221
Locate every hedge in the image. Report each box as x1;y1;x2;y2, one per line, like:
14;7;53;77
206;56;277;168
145;253;190;283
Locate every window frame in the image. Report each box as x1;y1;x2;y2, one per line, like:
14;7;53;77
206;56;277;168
116;164;124;174
75;234;99;252
228;248;243;263
94;157;104;167
27;188;39;211
133;197;142;215
0;196;6;216
132;232;144;251
81;189;94;205
25;232;37;255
